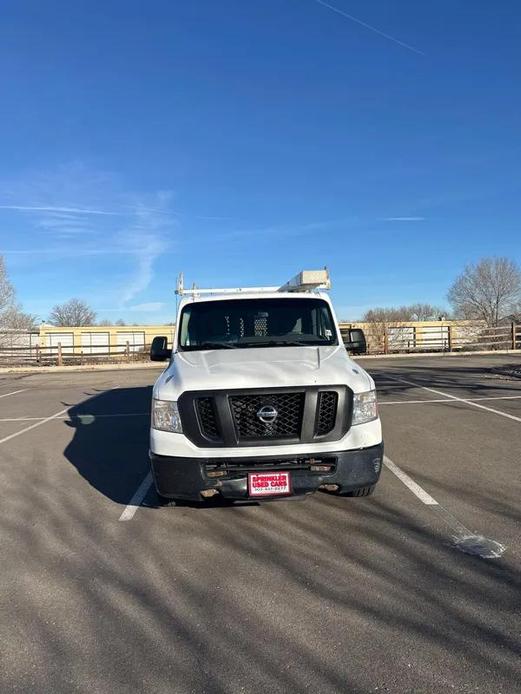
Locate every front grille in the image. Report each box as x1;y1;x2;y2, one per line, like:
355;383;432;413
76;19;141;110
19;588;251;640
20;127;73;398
196;397;220;440
229;392;304;441
179;386;349;448
316;391;338;436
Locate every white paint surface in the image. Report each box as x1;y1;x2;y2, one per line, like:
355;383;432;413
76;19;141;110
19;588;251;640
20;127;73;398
0;412;149;423
0;408;70;445
380;394;521;406
80;331;110;354
384;374;521;423
119;472;153;521
0;389;27;399
383;455;438;505
383;456;506;559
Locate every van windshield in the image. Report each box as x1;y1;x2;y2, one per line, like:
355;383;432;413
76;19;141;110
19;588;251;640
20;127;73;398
178;298;338;350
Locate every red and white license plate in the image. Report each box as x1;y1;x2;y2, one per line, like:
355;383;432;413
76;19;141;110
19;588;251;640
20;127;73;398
248;471;291;497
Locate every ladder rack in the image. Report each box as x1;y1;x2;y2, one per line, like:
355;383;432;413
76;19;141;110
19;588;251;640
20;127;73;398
175;269;331;297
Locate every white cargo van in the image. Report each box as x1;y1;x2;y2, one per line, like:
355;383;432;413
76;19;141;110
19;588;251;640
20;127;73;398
149;270;383;503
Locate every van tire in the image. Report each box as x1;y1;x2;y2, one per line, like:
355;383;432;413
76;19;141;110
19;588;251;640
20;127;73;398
342;485;375;497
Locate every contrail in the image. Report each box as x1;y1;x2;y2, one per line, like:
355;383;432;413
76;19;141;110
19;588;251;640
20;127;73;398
382;217;426;222
0;204;119;215
313;0;425;56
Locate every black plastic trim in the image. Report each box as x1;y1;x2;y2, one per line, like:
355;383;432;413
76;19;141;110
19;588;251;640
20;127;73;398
177;385;352;449
150;442;383;501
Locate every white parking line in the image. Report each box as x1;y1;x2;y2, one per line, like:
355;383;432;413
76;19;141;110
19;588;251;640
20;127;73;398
0;408;70;445
380;394;521;406
383;455;506;558
383;456;438;505
0;412;149;422
384;374;521;423
119;472;153;521
0;389;27;399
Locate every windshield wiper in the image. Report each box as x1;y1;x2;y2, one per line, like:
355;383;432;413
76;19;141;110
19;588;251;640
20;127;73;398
238;339;317;348
186;341;238;350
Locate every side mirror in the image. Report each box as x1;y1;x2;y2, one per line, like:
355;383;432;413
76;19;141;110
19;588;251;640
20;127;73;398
150;336;172;362
344;329;367;355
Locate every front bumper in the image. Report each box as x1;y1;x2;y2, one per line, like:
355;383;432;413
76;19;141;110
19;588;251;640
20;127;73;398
150;443;384;501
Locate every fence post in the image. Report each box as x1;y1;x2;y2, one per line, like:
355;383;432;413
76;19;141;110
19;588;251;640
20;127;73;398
383;329;388;355
512;322;516;350
447;325;452;352
57;342;62;366
126;340;130;361
35;344;40;364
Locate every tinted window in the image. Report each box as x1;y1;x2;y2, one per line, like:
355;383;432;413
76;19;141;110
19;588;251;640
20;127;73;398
178;298;338;350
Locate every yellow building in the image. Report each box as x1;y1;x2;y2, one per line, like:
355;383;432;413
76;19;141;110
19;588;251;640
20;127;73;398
39;324;174;355
38;319;502;357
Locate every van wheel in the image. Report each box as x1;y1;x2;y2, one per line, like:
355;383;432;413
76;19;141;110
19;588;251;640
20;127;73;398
342;485;375;497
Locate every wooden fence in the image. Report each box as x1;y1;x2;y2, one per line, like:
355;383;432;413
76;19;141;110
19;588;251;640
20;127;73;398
0;323;520;366
339;322;521;355
0;341;149;367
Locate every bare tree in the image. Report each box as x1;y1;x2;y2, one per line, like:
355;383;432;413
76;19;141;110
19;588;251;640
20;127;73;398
361;307;412;351
96;318;126;326
360;304;446;352
0;257;38;352
448;257;521;326
407;303;445;321
362;304;444;323
1;305;38;330
0;256;15;315
48;298;96;327
363;307;412;323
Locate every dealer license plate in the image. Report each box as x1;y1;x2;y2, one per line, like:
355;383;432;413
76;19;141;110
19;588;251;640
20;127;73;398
248;471;291;497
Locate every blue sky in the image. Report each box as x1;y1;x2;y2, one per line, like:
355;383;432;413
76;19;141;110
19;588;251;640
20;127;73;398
0;0;520;322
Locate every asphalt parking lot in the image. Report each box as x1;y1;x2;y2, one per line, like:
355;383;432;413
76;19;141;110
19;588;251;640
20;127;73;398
1;353;520;693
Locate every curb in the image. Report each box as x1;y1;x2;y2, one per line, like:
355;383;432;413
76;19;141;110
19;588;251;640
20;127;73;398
0;362;164;375
354;349;521;360
1;348;520;374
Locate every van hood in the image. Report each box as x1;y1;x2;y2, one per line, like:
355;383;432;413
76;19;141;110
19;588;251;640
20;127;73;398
154;345;373;400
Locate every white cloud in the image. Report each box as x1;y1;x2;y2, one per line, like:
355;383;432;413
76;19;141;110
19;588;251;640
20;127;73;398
0;164;175;308
116;194;173;306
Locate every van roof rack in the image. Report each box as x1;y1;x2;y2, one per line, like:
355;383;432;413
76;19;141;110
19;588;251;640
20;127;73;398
175;268;331;297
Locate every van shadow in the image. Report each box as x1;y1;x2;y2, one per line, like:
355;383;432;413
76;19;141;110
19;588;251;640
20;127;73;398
62;385;291;510
63;386;154;506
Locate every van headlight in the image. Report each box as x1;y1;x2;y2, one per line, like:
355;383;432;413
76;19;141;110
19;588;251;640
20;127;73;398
352;389;378;425
152;399;183;433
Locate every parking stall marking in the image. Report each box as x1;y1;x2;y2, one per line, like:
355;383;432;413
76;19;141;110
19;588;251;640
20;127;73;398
383;455;506;559
382;374;521;423
0;412;149;423
379;394;521;406
119;472;153;521
383;456;438;505
0;386;127;440
0;389;27;400
0;407;69;446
